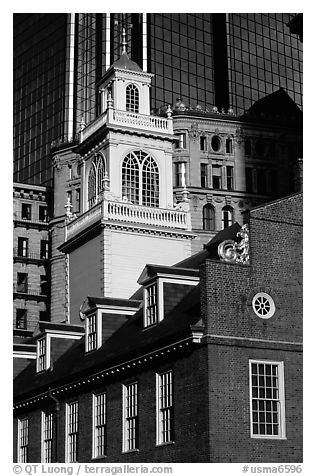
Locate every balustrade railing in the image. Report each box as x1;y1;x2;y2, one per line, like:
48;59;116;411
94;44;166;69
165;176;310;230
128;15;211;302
80;109;172;142
66;199;190;240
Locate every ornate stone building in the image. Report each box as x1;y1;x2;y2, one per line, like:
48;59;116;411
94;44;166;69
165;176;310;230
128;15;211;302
13;183;52;332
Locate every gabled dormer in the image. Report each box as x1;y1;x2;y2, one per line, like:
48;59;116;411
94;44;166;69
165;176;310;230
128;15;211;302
138;264;200;328
80;297;142;353
34;322;84;373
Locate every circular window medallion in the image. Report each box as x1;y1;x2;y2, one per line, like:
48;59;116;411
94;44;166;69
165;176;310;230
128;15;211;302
252;292;275;319
211;135;222;152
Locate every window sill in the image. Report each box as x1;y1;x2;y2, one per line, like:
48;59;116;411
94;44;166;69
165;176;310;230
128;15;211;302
155;441;175;448
251;435;287;440
122;449;140;454
91;456;107;461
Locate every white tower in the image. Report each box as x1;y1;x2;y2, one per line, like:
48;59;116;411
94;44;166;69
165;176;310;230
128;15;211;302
52;33;194;324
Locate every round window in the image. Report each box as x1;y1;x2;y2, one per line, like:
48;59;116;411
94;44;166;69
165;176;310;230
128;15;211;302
252;292;275;319
211;135;222;152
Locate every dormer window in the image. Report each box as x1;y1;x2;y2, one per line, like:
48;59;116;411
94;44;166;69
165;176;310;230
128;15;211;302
37;337;47;372
85;313;101;352
126;84;139;113
145;282;158;327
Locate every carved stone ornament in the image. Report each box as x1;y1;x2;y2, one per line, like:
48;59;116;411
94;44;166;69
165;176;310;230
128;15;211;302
52;155;61;171
189;122;200;141
218;224;249;264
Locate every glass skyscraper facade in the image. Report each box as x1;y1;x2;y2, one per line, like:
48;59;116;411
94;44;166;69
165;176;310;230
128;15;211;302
13;13;302;186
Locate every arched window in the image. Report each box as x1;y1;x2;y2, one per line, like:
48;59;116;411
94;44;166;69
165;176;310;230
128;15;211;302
121;151;159;207
142;156;159;207
222;206;233;229
126;84;139;113
87;154;107;209
122;154;139;204
203;204;215;231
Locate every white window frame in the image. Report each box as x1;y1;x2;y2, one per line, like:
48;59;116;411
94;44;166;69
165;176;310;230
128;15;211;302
41;410;54;463
17;417;29;463
37;336;50;372
143;276;199;328
92;393;107;459
85;312;102;352
144;282;158;327
122;382;138;452
65;401;79;463
249;360;286;439
156;370;174;445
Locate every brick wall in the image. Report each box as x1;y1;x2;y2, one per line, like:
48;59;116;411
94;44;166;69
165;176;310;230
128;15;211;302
14;346;210;463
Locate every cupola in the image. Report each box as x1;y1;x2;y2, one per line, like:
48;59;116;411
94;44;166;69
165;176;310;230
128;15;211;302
97;28;154;116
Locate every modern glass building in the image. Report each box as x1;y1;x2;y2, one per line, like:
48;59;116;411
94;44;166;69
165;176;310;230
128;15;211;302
13;13;302;186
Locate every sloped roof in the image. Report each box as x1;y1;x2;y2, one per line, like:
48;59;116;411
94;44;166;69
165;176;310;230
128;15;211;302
14;285;202;402
243;88;302;122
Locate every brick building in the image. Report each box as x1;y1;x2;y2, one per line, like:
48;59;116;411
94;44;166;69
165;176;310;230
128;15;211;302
13;183;52;332
13;192;302;463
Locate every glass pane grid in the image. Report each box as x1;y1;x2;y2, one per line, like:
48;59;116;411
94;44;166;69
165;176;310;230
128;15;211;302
94;393;106;457
251;363;281;437
124;383;138;451
67;402;78;462
43;412;53;463
146;284;158;326
87;314;97;351
158;371;173;443
18;418;29;462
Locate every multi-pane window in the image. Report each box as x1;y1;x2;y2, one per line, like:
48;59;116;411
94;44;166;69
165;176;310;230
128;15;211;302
200;163;208;188
145;283;158;327
142;156;159;207
21;203;32;220
212;165;222;189
122;151;159;207
88;154;107;209
42;411;54;463
16;309;27;329
174;162;186;187
203;204;215;231
226;166;234;191
175;133;186;149
222;206;233;229
126;84;139;113
157;371;174;445
86;314;98;352
37;337;47;372
39;205;48;222
226;138;233;154
66;402;79;463
250;361;286;439
93;393;107;458
40;240;49;260
16;273;28;293
200;135;207;152
17;237;28;257
18;418;29;462
123;383;138;452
